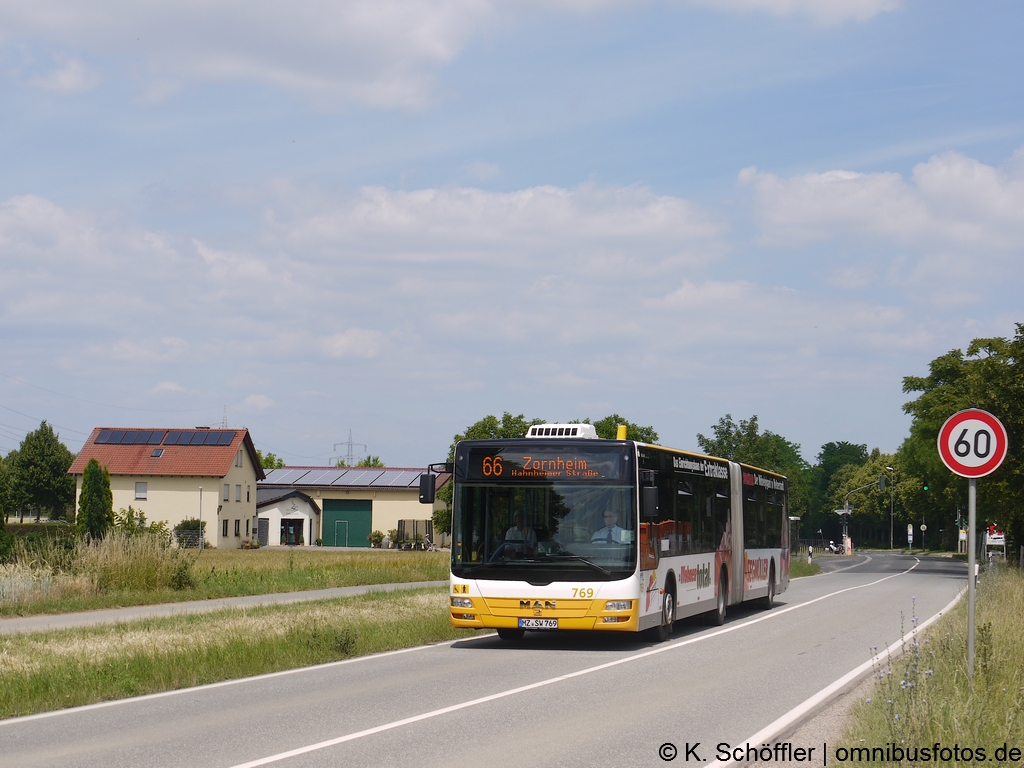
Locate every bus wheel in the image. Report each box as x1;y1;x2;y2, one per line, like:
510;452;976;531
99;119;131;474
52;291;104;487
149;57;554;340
497;628;525;641
652;590;675;642
707;573;727;626
762;565;775;610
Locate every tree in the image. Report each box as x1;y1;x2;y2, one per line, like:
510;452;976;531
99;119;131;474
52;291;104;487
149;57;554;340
11;422;76;520
77;458;113;539
900;324;1024;557
256;449;286;469
696;414;812;517
357;455;385;468
587;414;659;444
0;452;12;561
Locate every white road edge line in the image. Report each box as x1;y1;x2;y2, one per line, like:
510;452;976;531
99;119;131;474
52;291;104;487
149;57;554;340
707;585;966;768
225;560;925;768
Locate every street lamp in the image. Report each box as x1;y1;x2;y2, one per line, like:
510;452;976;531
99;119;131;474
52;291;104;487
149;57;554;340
885;466;896;550
198;486;204;550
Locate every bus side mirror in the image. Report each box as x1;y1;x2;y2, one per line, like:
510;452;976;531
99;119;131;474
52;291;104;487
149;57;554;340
642;486;659;519
419;472;436;504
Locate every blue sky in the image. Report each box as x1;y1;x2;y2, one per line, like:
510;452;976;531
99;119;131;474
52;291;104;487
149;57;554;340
1;0;1022;468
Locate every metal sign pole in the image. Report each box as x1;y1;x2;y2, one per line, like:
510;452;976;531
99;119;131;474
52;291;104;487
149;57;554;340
967;477;976;679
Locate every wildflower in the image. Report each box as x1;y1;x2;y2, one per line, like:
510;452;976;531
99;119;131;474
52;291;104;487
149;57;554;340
866;698;872;703
925;670;934;676
894;714;901;721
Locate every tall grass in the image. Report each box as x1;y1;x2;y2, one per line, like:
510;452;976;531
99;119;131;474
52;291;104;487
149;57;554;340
841;567;1024;763
1;542;449;617
0;587;471;718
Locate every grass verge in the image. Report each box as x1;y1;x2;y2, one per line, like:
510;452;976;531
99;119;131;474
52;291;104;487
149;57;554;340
839;566;1024;764
789;558;821;578
1;545;450;617
0;587;472;719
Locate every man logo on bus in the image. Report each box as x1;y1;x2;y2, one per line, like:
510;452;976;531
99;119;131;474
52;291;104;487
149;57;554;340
520;600;556;610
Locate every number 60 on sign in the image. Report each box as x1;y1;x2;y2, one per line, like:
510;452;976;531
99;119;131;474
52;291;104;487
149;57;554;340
937;408;1008;478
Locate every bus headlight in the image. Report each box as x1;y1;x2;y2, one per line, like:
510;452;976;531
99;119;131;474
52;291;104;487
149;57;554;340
604;600;632;611
451;597;474;608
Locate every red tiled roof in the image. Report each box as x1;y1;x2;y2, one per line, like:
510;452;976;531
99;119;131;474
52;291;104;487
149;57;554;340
68;428;266;480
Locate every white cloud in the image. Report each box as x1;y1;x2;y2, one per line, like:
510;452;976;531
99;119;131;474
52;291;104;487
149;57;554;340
741;151;1024;251
274;182;725;269
322;329;385;359
194;239;279;283
26;56;100;93
0;0;897;108
151;381;186;394
687;0;901;25
239;394;274;411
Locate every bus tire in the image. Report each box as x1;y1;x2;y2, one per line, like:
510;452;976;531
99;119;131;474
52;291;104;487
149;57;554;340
707;572;727;626
651;589;675;643
497;628;525;641
762;564;775;610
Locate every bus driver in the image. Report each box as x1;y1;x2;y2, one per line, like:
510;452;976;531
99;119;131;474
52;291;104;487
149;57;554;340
591;509;627;543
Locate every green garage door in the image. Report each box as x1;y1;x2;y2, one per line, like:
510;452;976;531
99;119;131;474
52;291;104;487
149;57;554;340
322;499;372;547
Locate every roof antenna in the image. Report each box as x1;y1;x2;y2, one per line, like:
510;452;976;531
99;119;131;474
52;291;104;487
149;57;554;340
221;406;228;428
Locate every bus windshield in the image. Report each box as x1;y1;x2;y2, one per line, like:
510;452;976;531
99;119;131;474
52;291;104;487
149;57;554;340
451;481;637;580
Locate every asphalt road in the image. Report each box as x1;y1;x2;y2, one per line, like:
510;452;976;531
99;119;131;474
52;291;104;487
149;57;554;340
0;554;966;768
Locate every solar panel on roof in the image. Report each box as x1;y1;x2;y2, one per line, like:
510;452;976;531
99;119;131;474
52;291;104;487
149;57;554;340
149;431;166;445
189;432;207;445
335;470;385;486
96;429;112;444
110;430;126;444
378;470;419;487
217;431;235;445
201;431;219;445
267;469;312;484
164;431;179;445
298;469;344;486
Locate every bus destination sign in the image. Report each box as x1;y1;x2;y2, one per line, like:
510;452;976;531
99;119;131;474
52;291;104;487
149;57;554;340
461;445;628;482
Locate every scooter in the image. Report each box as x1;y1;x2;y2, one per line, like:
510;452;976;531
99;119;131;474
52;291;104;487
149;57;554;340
826;540;845;555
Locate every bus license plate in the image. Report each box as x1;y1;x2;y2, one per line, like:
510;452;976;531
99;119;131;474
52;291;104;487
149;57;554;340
518;618;558;629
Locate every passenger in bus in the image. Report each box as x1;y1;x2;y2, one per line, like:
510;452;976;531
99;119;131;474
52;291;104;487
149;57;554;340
591;509;627;543
490;511;537;560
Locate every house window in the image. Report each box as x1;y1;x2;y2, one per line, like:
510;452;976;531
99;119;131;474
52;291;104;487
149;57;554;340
236;484;241;502
234;519;240;537
246;485;250;503
223;484;230;502
236;449;243;468
246;519;250;536
135;482;148;500
222;519;228;538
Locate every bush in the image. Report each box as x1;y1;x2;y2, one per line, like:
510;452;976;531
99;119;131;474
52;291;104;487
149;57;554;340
77;532;197;592
173;517;207;549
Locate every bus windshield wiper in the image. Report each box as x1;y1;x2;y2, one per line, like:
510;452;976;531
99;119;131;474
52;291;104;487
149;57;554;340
543;554;612;575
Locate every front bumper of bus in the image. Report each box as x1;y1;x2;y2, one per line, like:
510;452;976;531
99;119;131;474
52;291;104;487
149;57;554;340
449;594;640;632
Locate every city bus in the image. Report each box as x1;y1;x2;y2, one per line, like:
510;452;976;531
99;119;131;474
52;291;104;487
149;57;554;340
419;424;790;641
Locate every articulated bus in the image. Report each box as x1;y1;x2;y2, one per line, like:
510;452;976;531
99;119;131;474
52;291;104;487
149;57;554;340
420;424;790;641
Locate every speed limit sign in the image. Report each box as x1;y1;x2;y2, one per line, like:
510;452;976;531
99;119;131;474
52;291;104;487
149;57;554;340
937;408;1008;478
